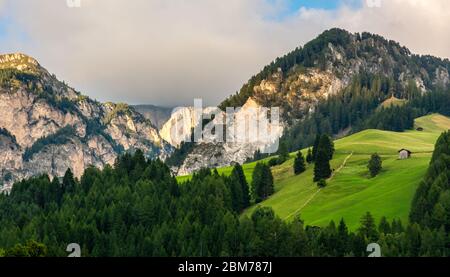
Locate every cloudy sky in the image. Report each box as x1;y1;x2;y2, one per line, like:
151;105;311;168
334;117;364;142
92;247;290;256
0;0;449;106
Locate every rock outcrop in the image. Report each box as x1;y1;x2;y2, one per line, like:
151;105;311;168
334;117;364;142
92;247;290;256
174;29;450;175
0;53;171;192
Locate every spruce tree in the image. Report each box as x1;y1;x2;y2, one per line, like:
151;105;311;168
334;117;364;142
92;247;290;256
337;218;349;256
314;148;332;182
313;135;334;182
320;134;335;160
358;212;378;241
378;216;391;234
306;148;313;164
294;151;306;175
277;142;290;164
231;164;250;208
251;163;274;203
312;134;321;161
368;153;382;177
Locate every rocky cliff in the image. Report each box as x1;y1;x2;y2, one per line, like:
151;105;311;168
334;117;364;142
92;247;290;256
0;53;171;192
174;29;450;175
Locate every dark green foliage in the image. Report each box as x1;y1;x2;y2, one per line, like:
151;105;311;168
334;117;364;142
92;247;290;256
0;68;38;89
362;105;416;132
3;240;47;257
313;135;334;182
246;149;270;163
0;150;448;256
266;142;291;167
317;179;327;188
277;142;290;163
294;151;306;175
358;212;378;241
23;126;76;161
378;217;391;234
228;164;250;212
268;157;280;167
280;75;450;154
410;131;450;232
312;135;321;161
306;148;313;164
165;130;196;167
368;153;383;177
251;163;274;203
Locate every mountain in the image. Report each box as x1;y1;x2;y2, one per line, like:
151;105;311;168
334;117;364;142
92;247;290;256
178;113;450;229
132;104;173;130
0;53;171;192
173;28;450;175
163;98;284;175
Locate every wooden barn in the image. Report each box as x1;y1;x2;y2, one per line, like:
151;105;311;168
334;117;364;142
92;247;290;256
398;149;412;160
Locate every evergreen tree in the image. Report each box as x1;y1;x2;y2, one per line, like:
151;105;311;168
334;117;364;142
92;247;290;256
251;163;274;203
62;168;76;194
337;218;349;256
368;153;382;177
294;151;306;175
306;148;313;164
358;212;378;241
277;142;290;164
378;216;391;234
312;134;321;161
231;164;250;209
320;134;335;160
313;134;335;181
317;179;327;188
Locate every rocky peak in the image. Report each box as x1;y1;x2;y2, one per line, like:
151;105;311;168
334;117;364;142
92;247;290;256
0;53;41;73
0;53;171;192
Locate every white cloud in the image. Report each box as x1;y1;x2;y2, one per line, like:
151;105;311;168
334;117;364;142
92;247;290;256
0;0;449;106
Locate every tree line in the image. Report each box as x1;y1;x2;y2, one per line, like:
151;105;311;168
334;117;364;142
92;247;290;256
1;141;448;256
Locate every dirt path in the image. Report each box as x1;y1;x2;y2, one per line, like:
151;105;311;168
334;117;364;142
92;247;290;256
284;152;353;220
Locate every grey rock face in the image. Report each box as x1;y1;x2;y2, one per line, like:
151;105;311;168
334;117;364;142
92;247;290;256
0;53;171;192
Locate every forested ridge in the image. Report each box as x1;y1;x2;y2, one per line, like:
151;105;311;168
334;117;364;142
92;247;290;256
1;140;449;257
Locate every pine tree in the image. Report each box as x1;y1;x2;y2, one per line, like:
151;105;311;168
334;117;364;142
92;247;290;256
251;163;274;203
320;134;335;160
313;135;334;182
368;153;382;177
62;168;76;194
277;142;290;164
358;212;378;241
231;164;250;209
378;216;391;234
312;134;321;161
314;148;332;182
337;218;349;256
306;148;313;164
294;151;306;175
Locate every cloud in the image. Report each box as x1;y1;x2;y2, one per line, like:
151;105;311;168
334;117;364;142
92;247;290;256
0;0;449;107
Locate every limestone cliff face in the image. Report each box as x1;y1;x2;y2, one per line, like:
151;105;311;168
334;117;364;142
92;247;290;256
0;53;171;192
174;98;284;175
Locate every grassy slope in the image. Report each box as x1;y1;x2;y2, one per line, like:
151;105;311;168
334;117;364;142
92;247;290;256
177;114;450;230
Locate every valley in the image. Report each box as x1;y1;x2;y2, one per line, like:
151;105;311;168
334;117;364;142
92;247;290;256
178;114;450;230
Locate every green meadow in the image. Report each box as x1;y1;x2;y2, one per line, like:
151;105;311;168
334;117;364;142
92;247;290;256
177;114;450;230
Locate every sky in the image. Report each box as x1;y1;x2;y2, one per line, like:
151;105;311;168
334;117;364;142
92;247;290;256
0;0;449;107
